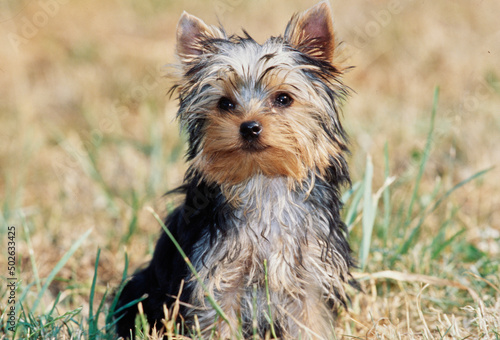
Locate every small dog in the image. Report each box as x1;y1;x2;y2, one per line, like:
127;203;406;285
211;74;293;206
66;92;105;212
117;1;356;339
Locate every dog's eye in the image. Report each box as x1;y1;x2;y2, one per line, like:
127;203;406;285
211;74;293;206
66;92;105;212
218;97;236;112
274;93;293;108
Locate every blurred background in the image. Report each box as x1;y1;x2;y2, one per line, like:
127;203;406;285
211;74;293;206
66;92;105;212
1;0;499;338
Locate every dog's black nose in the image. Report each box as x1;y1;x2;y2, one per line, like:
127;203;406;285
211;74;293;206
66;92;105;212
240;121;262;141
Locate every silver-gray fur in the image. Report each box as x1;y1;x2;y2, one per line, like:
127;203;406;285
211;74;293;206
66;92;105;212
116;2;357;339
188;175;351;339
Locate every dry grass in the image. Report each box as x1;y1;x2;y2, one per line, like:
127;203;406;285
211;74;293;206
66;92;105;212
1;0;499;339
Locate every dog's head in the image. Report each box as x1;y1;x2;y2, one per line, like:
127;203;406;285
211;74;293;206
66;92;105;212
173;1;349;190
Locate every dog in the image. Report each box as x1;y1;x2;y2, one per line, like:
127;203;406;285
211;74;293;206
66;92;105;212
116;1;356;339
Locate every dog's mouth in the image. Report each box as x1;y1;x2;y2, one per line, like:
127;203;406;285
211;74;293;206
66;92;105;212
240;141;268;153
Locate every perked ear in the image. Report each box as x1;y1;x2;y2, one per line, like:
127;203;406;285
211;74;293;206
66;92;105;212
284;1;336;62
176;12;224;64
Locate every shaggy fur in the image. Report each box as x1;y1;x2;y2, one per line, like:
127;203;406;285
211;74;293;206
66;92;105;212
116;1;356;339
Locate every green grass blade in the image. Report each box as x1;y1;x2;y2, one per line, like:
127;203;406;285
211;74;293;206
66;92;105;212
263;259;277;339
382;142;391;246
404;87;439;228
399;167;491;254
147;208;229;324
147;120;165;197
50;291;62;312
342;181;361;204
252;285;258;340
113;296;147;316
427;167;493;215
122;192;140;244
431;228;465;260
399;219;425;255
359;155;374;270
344;182;363;230
137;302;150;338
88;248;101;338
94;289;109;335
31;229;92;313
106;252;129;329
22;218;42;293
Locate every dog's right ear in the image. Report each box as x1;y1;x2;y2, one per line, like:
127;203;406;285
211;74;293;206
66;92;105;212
284;1;336;63
176;12;224;65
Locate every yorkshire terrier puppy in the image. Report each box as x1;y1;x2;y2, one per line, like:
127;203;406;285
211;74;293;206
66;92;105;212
117;1;356;339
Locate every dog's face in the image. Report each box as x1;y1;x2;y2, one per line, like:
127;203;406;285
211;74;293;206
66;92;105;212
174;1;348;188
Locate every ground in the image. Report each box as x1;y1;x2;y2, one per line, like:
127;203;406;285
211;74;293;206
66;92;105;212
0;0;499;339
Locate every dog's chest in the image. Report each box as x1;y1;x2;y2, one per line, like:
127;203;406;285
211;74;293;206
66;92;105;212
192;176;331;291
236;177;310;240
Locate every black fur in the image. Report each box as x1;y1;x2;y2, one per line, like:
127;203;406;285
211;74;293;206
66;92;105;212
115;161;355;338
116;4;357;337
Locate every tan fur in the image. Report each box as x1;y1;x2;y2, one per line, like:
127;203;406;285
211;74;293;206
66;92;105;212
189;63;345;195
172;2;353;339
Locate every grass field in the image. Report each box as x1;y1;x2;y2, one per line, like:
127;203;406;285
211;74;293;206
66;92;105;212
1;0;499;339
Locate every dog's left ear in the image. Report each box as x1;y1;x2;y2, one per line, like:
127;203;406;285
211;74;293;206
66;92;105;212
176;11;225;65
284;1;335;62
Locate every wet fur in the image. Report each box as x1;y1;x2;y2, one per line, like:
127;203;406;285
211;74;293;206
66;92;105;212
116;2;356;339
